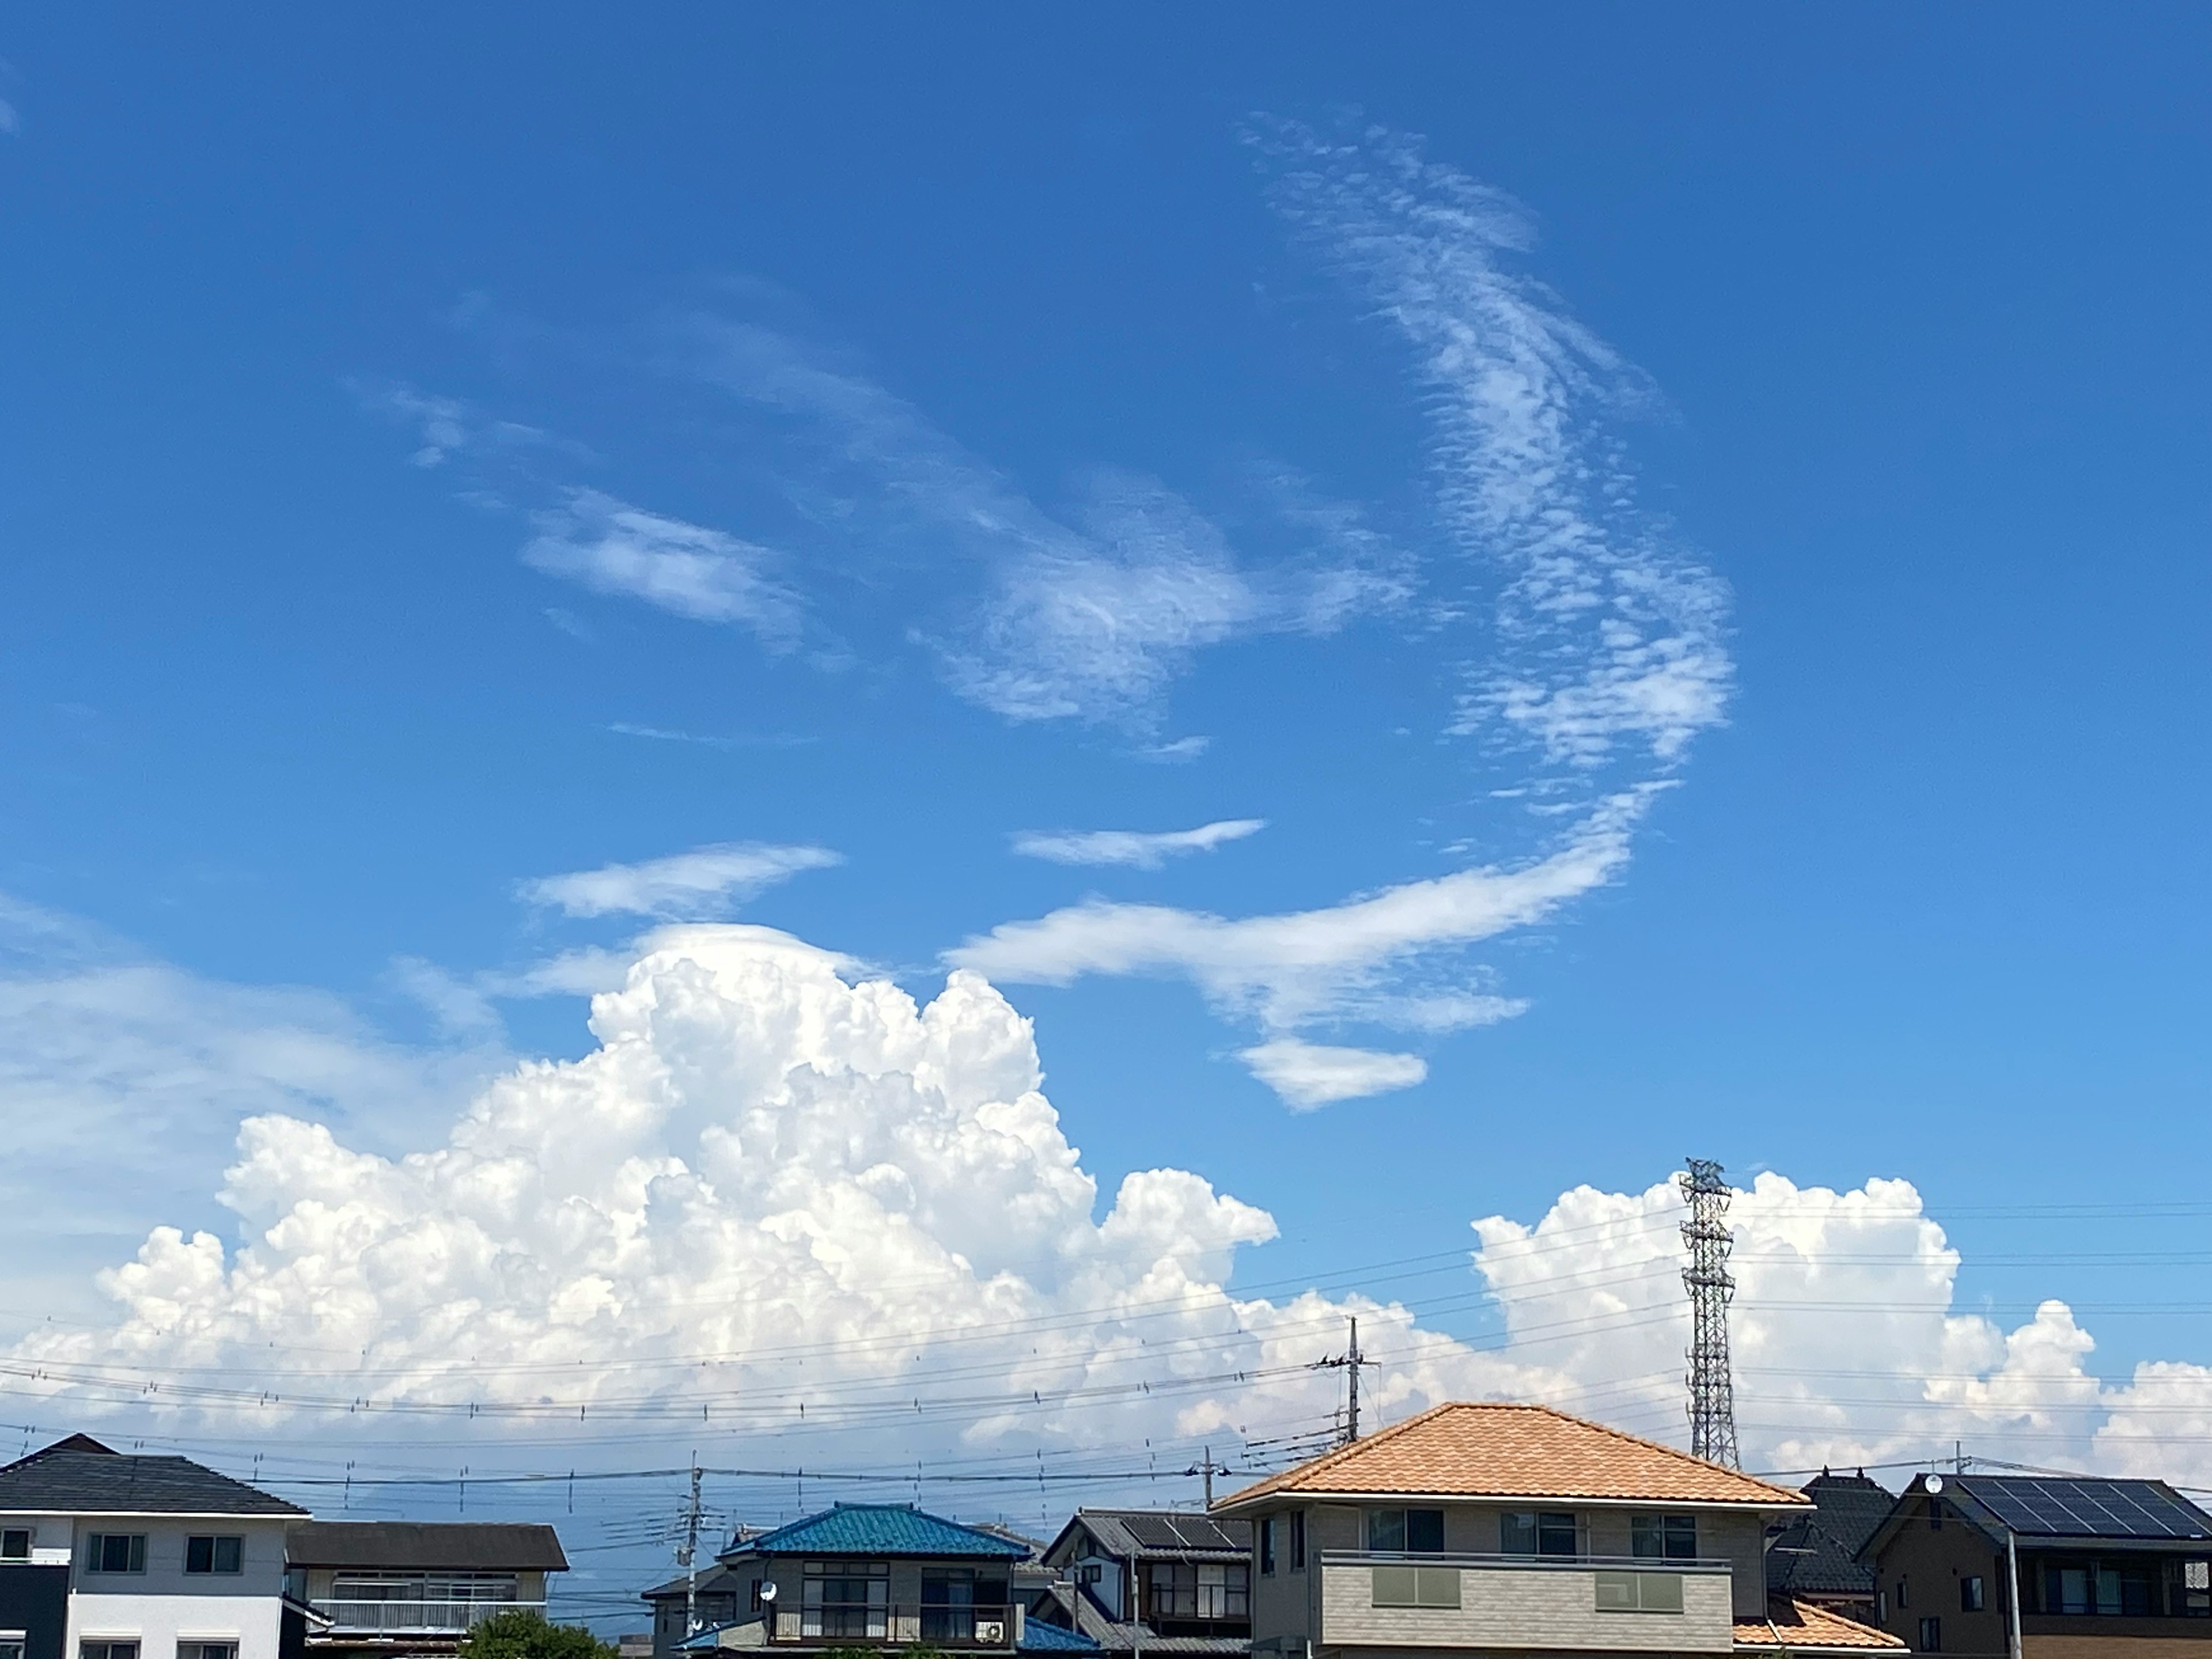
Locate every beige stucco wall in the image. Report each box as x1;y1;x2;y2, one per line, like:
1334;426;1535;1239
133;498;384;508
1316;1560;1735;1654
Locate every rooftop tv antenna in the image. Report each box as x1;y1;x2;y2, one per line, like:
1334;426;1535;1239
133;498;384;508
1679;1159;1740;1469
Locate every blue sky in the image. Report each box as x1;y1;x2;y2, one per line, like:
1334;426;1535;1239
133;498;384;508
4;2;2212;1618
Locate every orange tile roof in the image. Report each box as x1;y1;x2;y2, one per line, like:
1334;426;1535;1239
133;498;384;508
1215;1403;1808;1510
1733;1599;1905;1651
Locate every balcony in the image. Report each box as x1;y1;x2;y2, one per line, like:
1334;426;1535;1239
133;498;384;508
762;1604;1020;1649
310;1601;546;1636
1317;1552;1738;1654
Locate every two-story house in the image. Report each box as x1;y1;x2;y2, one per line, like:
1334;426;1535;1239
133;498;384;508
282;1522;568;1659
646;1503;1053;1658
1861;1472;2212;1659
0;1435;306;1659
1025;1510;1251;1656
1213;1403;1903;1659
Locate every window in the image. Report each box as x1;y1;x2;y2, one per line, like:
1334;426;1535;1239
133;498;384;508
1146;1563;1247;1621
1368;1509;1444;1554
82;1645;138;1659
800;1560;888;1641
1631;1515;1699;1562
0;1530;28;1560
1919;1617;1942;1652
181;1644;239;1659
922;1570;990;1642
1259;1517;1275;1577
1878;1590;1888;1624
1500;1512;1578;1558
1594;1571;1684;1614
186;1536;244;1575
1;1635;22;1659
1961;1577;1984;1613
1371;1566;1459;1609
84;1535;146;1575
1289;1510;1306;1573
2041;1560;2164;1617
2178;1560;2211;1618
1897;1577;1909;1610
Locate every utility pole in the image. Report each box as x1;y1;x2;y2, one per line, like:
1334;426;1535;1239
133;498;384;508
1679;1160;1740;1469
1188;1446;1230;1508
1313;1317;1369;1446
679;1459;704;1638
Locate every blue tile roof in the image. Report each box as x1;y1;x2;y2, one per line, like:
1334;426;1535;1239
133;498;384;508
741;1503;1031;1559
1020;1624;1102;1653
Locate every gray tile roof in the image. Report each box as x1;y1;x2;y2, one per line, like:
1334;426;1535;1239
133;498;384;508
1768;1473;1893;1597
1027;1585;1249;1657
0;1446;303;1516
287;1522;567;1571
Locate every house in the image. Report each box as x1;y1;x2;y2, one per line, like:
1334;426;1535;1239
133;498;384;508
1767;1472;1895;1625
282;1523;568;1659
1210;1402;1903;1659
1024;1510;1251;1656
643;1503;1071;1658
0;1434;307;1659
1861;1471;2212;1658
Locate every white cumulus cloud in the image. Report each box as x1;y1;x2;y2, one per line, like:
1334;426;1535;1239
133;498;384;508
518;842;842;919
1238;1038;1426;1109
1012;819;1266;870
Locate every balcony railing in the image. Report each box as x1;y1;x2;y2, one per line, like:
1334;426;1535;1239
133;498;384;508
762;1604;1018;1648
310;1601;544;1635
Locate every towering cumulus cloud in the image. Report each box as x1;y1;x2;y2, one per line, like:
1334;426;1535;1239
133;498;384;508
9;926;2191;1486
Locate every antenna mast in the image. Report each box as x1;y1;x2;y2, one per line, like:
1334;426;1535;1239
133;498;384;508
1679;1159;1740;1469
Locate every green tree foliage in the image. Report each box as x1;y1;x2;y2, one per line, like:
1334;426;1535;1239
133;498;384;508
459;1610;618;1659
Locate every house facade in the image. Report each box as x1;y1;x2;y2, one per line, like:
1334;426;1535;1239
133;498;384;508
1212;1403;1903;1659
1863;1472;2212;1659
645;1504;1043;1658
0;1436;306;1659
1026;1509;1251;1656
282;1522;567;1659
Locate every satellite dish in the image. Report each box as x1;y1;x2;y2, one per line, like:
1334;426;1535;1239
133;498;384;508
1925;1475;1945;1495
759;1584;778;1603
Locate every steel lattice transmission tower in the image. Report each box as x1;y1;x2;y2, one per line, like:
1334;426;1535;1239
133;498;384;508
1679;1158;1741;1469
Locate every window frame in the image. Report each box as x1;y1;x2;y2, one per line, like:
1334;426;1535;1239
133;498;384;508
1259;1516;1275;1577
84;1534;147;1576
0;1530;28;1562
1630;1514;1699;1563
1367;1508;1445;1555
1961;1576;1984;1613
81;1645;141;1659
185;1535;245;1576
1594;1571;1684;1615
1500;1511;1580;1559
1289;1509;1306;1573
1919;1615;1942;1653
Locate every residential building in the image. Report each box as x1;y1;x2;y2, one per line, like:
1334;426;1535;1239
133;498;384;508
0;1435;306;1659
645;1503;1075;1658
1768;1473;1896;1626
1025;1510;1251;1656
1211;1402;1903;1659
282;1523;567;1659
1862;1472;2212;1659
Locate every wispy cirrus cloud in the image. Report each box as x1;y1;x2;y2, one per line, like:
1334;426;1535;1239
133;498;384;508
518;840;841;919
1256;119;1733;772
350;380;571;471
1012;818;1265;870
522;488;803;648
681;321;1410;726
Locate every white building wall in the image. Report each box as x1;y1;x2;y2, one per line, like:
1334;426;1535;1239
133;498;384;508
59;1518;293;1659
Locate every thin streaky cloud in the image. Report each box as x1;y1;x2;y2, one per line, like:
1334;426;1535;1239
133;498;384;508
518;841;841;919
522;487;803;648
1239;1037;1426;1109
1011;819;1266;870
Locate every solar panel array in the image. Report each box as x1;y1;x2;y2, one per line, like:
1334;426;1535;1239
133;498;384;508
1962;1478;2212;1540
1118;1513;1246;1552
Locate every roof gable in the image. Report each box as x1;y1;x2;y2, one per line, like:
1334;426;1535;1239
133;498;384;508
1215;1403;1806;1511
737;1503;1029;1559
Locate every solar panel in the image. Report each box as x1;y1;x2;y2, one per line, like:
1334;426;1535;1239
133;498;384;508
1964;1478;2212;1540
1120;1516;1189;1550
1168;1517;1243;1552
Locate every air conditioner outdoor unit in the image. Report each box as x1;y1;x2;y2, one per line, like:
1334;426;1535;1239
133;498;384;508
974;1622;1006;1643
